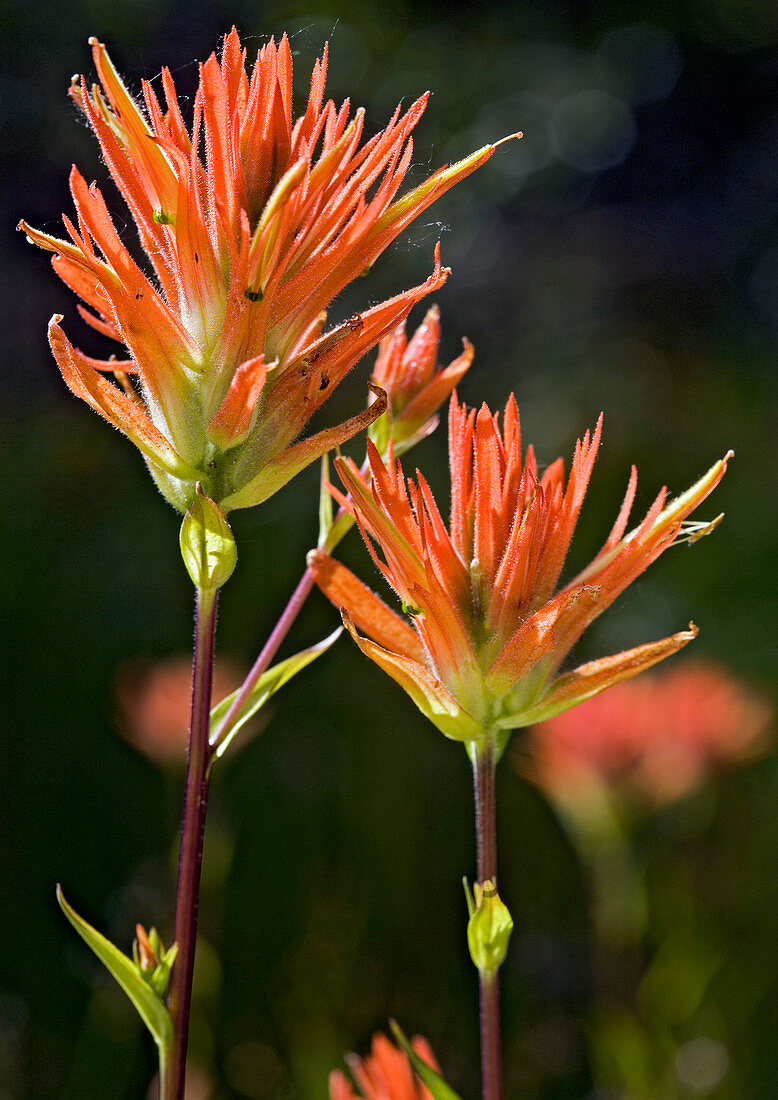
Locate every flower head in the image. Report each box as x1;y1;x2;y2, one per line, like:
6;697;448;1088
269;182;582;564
329;1032;439;1100
368;305;474;455
524;660;772;805
20;30;498;511
310;393;730;745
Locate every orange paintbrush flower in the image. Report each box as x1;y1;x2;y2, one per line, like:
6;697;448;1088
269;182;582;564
524;660;772;805
20;29;500;512
310;394;731;746
329;1032;439;1100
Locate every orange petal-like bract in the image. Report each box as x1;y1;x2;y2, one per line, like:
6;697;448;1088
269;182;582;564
329;1032;439;1100
21;30;497;511
311;393;731;743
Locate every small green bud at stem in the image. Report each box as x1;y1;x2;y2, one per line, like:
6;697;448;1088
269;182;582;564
466;879;513;974
179;484;237;590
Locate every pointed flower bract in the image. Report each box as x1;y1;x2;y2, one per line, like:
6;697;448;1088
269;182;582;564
329;1031;440;1100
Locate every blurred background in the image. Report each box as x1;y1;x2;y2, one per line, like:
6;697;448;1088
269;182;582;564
1;0;776;1095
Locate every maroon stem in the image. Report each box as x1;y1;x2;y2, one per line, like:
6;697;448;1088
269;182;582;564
165;586;218;1100
210;475;364;752
472;739;503;1100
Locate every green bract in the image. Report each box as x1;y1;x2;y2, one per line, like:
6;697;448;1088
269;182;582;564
179;484;237;590
209;628;342;758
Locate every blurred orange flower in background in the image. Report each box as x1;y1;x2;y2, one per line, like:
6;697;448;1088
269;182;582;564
116;656;245;763
329;1032;439;1100
523;661;772;805
20;29;498;512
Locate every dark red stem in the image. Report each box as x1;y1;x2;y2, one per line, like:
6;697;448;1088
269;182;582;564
472;739;503;1100
165;586;218;1100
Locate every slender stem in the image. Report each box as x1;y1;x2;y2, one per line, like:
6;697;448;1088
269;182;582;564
157;1047;169;1100
211;463;367;752
212;566;315;748
472;739;503;1100
165;586;219;1100
473;741;497;883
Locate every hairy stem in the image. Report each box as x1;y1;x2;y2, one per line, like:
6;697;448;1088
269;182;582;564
165;586;218;1100
472;739;503;1100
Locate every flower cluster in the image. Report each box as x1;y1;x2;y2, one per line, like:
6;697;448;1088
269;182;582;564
311;394;730;746
21;29;496;511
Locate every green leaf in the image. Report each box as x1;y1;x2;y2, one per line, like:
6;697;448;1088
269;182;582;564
56;886;173;1052
389;1021;463;1100
209;628;342;757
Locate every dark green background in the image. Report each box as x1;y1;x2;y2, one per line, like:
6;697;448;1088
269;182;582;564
1;0;776;1095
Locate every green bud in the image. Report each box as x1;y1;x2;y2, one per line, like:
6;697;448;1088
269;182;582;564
179;483;237;590
466;879;513;974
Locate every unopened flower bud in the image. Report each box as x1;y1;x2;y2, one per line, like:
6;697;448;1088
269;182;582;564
133;924;159;973
179;484;237;590
466;879;513;974
133;924;178;998
369;307;473;455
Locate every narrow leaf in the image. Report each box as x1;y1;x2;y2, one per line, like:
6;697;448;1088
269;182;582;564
209;628;342;756
389;1021;463;1100
56;886;173;1052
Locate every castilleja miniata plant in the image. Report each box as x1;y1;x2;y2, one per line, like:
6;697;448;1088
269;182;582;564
23;26;729;1100
311;396;729;1098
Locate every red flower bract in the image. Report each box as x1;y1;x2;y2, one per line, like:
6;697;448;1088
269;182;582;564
20;29;498;511
368;304;474;456
311;393;731;746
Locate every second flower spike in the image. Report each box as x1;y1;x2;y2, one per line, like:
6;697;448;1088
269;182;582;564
311;393;731;746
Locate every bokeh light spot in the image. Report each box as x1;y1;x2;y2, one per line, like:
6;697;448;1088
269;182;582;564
675;1037;730;1091
596;24;683;105
549;90;637;172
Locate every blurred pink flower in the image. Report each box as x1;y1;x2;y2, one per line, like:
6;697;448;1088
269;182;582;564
524;661;772;805
116;655;244;762
329;1032;439;1100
